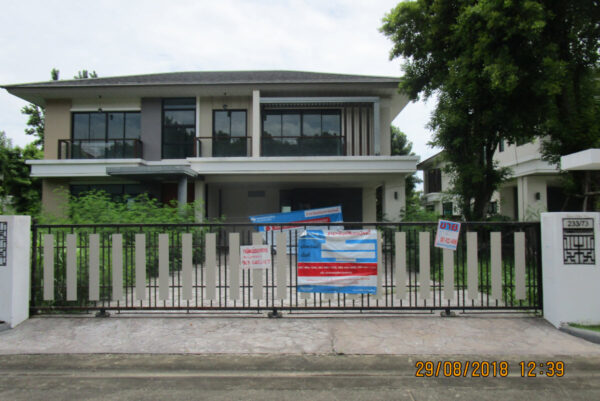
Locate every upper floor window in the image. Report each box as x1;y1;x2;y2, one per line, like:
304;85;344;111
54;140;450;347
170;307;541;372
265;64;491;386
73;111;140;140
262;109;342;156
71;111;140;158
425;168;442;193
212;110;248;157
163;98;195;159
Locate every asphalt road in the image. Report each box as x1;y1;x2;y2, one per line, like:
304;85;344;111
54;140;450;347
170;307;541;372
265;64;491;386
1;354;599;400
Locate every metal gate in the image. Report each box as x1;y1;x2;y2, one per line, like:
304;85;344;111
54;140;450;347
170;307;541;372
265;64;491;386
30;222;542;314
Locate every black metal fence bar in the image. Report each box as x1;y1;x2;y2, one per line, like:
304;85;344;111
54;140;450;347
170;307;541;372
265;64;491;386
29;222;542;314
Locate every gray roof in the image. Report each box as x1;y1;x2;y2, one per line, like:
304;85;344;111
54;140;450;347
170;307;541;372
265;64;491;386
3;70;400;89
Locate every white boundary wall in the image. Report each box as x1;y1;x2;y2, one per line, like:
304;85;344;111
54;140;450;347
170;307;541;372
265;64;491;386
0;216;31;328
541;212;600;328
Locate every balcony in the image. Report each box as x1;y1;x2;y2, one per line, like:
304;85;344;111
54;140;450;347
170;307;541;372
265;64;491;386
261;136;345;156
194;137;251;157
58;139;143;159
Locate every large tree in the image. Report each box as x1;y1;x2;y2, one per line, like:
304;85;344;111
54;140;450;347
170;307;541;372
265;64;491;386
382;0;600;219
390;125;419;196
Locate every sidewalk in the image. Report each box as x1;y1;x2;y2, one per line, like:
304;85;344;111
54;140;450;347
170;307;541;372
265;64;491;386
2;314;600;400
1;313;599;355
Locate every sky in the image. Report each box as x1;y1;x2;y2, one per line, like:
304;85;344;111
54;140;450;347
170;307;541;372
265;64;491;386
0;0;440;163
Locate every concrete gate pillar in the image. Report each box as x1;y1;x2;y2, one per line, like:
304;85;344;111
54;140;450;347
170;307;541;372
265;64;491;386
0;215;31;328
541;212;600;328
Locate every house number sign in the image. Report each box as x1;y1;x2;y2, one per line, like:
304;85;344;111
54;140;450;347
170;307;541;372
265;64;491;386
0;222;7;266
562;218;595;265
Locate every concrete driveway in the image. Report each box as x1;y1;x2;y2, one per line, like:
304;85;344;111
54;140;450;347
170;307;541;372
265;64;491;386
1;314;599;400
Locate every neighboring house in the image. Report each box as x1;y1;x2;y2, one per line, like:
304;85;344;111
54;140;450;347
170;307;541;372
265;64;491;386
418;139;576;221
494;138;563;220
417;152;461;217
3;71;418;222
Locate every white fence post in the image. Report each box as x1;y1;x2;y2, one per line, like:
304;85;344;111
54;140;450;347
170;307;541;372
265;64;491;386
0;215;31;328
541;212;600;328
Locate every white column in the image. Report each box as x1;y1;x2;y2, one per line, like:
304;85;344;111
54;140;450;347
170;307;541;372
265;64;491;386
541;212;600;328
362;186;377;223
382;177;406;222
0;216;31;328
252;90;261;157
194;180;205;222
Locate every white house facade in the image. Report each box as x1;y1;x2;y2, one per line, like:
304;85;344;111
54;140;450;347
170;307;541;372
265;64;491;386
3;71;418;222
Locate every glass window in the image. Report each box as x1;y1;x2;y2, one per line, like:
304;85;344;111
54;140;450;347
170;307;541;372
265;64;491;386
89;113;106;140
164;110;195;126
213;110;247;137
107;113;124;139
322;112;340;136
73;114;89;140
214;111;230;136
164;98;195;109
125;113;140;139
282;113;300;137
162;98;196;159
263;113;281;137
230;111;246;137
443;202;453;217
302;113;321;136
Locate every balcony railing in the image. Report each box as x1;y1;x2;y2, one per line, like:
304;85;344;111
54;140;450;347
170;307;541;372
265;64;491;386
261;136;345;156
58;139;143;159
194;137;251;157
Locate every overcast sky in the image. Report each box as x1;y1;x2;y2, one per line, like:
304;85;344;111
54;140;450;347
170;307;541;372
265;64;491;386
0;0;439;162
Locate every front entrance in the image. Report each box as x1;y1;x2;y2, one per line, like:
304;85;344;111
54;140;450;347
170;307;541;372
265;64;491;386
279;188;362;222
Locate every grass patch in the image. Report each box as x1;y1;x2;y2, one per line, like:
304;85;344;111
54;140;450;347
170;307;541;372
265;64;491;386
570;324;600;333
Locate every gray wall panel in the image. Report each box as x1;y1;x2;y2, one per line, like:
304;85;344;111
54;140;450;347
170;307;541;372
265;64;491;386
141;98;162;161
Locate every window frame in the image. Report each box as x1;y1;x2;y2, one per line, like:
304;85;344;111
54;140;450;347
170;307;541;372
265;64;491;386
162;98;196;159
212;109;248;138
261;109;342;138
71;111;141;142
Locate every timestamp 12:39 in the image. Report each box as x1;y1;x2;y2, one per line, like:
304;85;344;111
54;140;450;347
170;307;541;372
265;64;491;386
415;361;565;377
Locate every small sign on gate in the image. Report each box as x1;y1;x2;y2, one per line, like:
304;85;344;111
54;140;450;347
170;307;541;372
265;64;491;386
240;245;272;270
434;220;461;251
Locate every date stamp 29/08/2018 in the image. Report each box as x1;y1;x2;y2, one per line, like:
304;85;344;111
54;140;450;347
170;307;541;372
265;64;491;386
415;361;565;378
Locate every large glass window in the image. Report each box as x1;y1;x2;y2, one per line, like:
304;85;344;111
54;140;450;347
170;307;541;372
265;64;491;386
71;111;141;158
261;109;342;156
162;98;196;159
212;110;247;156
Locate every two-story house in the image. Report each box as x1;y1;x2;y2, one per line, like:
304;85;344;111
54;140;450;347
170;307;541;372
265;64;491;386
3;71;418;222
418;139;577;221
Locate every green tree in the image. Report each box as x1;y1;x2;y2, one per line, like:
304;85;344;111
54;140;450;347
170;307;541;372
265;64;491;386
74;70;98;79
390;125;419;196
381;0;600;219
0;131;42;215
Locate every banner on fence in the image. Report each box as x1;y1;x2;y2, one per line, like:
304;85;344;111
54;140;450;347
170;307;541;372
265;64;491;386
434;219;461;251
249;206;343;252
297;229;377;294
240;245;272;270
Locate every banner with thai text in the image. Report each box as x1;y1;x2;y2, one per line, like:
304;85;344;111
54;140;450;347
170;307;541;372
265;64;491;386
297;229;377;294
